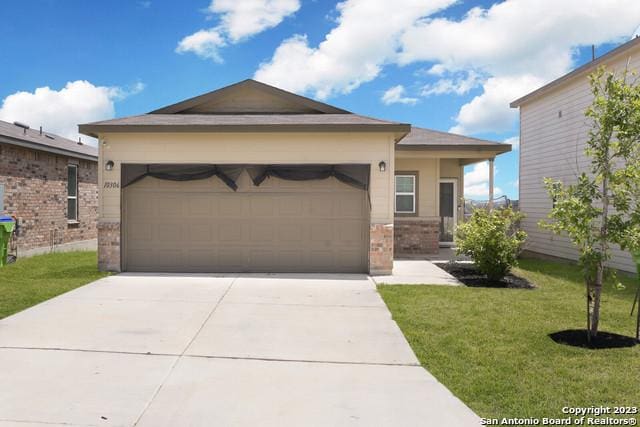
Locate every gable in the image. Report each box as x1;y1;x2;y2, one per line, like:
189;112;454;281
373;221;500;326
182;85;321;114
150;79;350;115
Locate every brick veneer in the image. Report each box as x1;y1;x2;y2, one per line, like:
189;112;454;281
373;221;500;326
394;218;440;255
97;221;121;272
0;142;97;253
369;223;393;274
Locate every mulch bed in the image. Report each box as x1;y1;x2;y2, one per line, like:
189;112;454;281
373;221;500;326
437;262;535;289
549;329;638;349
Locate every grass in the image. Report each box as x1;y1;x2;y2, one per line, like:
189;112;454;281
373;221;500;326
378;258;640;421
0;251;108;319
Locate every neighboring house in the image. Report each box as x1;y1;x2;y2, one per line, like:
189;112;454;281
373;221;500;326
0;120;98;257
80;79;509;274
511;37;640;273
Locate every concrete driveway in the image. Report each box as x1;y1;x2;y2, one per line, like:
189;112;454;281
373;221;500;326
0;274;479;426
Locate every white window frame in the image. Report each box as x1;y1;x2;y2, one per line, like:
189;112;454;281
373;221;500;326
67;164;78;222
395;174;416;214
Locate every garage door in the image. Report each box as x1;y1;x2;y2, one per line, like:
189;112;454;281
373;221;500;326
122;172;369;273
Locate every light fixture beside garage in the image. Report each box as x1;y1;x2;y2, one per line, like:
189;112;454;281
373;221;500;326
378;161;386;172
105;160;115;171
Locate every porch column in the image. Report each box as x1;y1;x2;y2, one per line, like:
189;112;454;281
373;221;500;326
488;158;495;210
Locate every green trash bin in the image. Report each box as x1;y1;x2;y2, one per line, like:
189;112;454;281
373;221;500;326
0;218;15;267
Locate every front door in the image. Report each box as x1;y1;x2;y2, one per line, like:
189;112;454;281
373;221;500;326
439;180;457;245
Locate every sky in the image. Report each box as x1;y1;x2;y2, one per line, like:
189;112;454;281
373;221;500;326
1;0;640;200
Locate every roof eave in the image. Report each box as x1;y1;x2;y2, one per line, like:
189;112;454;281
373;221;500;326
511;37;640;108
396;143;512;153
0;135;98;161
79;123;411;138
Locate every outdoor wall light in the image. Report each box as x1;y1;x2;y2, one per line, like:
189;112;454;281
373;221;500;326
378;161;386;172
105;160;115;171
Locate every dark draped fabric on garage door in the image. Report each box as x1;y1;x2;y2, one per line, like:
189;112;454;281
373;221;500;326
121;164;370;192
246;164;370;191
121;164;246;191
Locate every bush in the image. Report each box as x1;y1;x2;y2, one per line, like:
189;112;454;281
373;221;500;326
455;207;527;281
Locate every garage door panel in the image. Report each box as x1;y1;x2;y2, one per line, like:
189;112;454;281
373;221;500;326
186;249;216;269
335;221;366;244
278;224;304;242
219;196;243;216
218;222;244;241
310;222;333;242
310;198;333;217
155;197;183;216
277;197;304;216
128;222;153;242
338;197;365;217
156;223;183;243
218;248;245;270
124;175;368;273
187;198;214;216
250;198;275;216
249;223;274;242
187;223;215;242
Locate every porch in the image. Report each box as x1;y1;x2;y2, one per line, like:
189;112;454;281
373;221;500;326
393;127;509;257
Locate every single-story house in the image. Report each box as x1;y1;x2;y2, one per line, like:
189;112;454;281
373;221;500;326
511;37;640;273
80;79;510;274
0;120;98;257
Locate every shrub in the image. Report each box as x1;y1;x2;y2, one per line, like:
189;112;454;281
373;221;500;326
455;207;527;281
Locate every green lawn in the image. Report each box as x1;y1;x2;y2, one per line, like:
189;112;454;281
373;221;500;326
379;258;640;420
0;251;108;319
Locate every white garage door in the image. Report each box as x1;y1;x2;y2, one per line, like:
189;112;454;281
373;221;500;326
122;172;369;273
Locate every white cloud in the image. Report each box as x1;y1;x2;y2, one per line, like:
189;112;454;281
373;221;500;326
504;135;519;150
381;85;418;105
464;161;502;199
254;0;456;99
0;80;141;145
176;29;226;62
449;74;544;134
421;70;482;97
177;0;300;61
399;0;640;135
209;0;300;42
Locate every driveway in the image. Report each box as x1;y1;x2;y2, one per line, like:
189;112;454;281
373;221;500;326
0;274;479;426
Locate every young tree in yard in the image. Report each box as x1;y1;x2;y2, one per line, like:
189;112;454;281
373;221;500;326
542;67;640;342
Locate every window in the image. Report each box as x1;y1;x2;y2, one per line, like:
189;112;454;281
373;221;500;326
67;164;78;221
395;175;416;214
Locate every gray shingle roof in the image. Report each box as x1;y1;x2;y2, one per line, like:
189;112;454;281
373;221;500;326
79;113;411;137
0;120;97;160
397;126;511;152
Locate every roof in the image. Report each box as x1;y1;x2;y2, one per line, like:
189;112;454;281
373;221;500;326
80;80;410;140
0;120;98;161
150;79;351;114
80;113;410;138
397;126;511;153
511;36;640;108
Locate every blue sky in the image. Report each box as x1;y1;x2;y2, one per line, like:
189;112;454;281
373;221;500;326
1;0;639;200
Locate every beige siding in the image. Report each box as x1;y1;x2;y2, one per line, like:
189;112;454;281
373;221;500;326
98;132;395;225
519;53;640;273
393;157;463;220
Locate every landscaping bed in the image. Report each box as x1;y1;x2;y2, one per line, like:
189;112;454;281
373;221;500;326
437;261;534;289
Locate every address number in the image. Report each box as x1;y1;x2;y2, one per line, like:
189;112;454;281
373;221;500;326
103;181;120;189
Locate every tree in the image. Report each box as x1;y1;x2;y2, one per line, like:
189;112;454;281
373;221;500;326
541;67;640;342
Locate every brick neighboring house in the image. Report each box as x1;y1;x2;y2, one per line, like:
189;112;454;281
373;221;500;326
0;120;98;257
